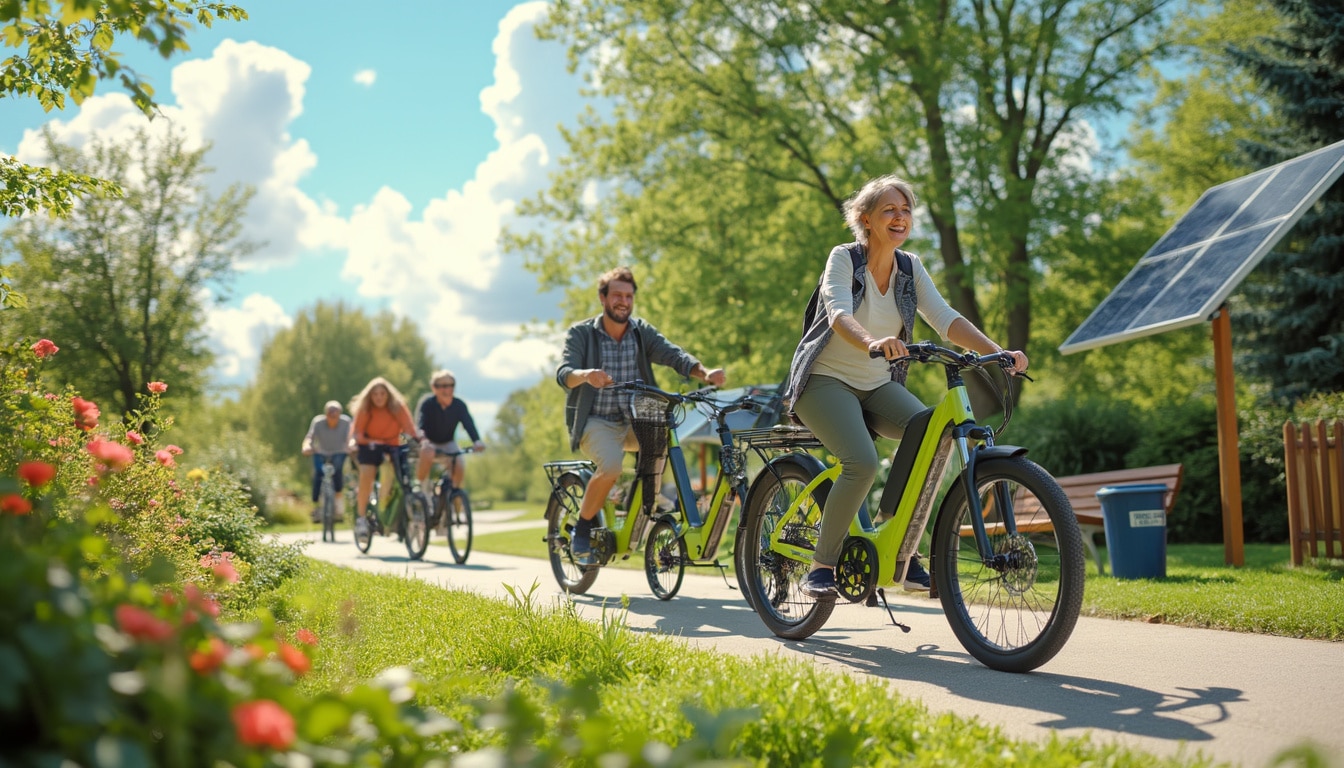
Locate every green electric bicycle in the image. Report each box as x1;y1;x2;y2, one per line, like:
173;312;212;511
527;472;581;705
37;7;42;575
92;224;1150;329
352;442;434;561
543;383;780;599
737;343;1085;673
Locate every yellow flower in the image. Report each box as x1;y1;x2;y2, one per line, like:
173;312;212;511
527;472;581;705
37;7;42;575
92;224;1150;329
186;468;208;483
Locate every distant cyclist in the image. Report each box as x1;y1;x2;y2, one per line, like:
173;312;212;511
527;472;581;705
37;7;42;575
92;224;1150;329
300;400;352;523
349;376;425;537
415;369;486;498
783;175;1027;599
556;265;726;563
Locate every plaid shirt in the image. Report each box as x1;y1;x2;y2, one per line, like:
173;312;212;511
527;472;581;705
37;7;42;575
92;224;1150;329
590;325;640;420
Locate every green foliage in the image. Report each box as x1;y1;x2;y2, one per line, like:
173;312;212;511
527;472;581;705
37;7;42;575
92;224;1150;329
0;126;256;417
0;0;248;218
1010;397;1145;477
473;377;574;503
242;301;434;482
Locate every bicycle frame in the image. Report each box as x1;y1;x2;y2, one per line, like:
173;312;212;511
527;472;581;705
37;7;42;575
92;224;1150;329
764;354;1022;589
369;446;416;532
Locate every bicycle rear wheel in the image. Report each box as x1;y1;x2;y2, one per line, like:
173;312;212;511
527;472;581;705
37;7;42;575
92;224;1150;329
930;456;1085;672
546;472;598;594
404;490;431;560
644;519;686;600
446;490;473;564
740;458;834;639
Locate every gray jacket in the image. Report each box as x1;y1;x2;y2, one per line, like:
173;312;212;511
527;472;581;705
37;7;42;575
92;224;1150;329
556;316;701;451
783;243;917;409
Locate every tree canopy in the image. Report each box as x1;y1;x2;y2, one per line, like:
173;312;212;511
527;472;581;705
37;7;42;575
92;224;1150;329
0;126;255;415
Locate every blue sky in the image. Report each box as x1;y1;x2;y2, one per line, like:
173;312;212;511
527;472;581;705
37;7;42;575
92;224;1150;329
1;1;587;435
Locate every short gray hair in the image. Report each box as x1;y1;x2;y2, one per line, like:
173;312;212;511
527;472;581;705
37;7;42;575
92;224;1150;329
843;175;917;245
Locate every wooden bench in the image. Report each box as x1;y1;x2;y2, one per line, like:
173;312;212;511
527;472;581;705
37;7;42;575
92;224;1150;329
960;464;1184;575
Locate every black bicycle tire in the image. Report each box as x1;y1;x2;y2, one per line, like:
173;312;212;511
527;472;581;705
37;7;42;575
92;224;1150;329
447;490;473;564
644;519;686;600
404;490;431;561
546;473;598;594
354;509;373;553
740;458;835;639
930;456;1085;673
322;483;336;542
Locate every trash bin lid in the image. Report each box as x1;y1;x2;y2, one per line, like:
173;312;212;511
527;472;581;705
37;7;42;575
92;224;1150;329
1095;483;1169;497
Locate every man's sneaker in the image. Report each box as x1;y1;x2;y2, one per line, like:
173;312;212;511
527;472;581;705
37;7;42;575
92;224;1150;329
903;554;931;591
571;517;594;566
354;516;370;538
310;505;321;524
800;568;837;598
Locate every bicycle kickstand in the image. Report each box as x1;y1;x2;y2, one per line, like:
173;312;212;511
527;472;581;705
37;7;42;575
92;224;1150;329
712;561;735;591
872;588;911;633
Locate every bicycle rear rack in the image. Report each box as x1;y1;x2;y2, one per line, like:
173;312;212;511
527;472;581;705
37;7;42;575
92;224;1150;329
735;425;824;451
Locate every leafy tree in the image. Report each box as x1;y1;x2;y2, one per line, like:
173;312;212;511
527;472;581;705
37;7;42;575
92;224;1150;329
0;126;255;416
518;0;1181;413
243;301;434;477
1229;0;1344;400
0;0;248;224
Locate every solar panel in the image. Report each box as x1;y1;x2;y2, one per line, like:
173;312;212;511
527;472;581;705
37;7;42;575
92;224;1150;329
1059;139;1344;354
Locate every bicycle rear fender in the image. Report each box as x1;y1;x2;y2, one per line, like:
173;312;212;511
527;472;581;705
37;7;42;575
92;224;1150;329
746;451;827;505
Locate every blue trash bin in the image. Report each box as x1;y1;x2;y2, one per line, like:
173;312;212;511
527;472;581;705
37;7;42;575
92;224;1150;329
1096;484;1168;579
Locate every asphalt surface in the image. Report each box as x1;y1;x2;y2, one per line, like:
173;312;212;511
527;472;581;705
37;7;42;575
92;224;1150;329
279;509;1343;768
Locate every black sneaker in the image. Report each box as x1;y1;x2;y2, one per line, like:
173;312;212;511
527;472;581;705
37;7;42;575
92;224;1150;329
571;517;594;566
903;554;931;591
800;568;837;598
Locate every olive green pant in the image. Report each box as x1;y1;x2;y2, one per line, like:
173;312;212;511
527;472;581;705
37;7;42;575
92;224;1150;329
792;374;925;567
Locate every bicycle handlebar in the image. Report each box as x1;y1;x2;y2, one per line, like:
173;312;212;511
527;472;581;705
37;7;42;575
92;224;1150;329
868;342;1021;372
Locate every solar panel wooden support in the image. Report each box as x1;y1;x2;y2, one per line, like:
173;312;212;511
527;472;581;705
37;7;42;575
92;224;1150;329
1283;419;1344;566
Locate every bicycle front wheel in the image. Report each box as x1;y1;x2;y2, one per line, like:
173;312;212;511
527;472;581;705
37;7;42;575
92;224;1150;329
644;519;686;600
404;490;431;561
321;489;335;543
930;456;1085;672
740;458;834;639
446;490;473;564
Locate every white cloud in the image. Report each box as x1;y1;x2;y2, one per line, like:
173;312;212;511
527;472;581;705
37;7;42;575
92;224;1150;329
204;293;292;380
478;336;562;380
354;69;376;87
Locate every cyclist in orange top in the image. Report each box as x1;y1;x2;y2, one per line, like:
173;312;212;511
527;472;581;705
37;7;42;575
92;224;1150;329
349;376;424;536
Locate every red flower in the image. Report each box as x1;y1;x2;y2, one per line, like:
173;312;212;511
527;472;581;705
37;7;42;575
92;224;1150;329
31;339;59;358
295;628;319;646
18;461;56;488
72;397;100;431
155;449;176;467
115;604;174;642
231;700;296;751
277;643;310;676
183;584;221;619
1;494;32;515
87;439;134;471
189;637;230;675
125;431;144;445
147;381;168;394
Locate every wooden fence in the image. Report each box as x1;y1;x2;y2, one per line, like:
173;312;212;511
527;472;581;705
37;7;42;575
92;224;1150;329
1283;419;1344;565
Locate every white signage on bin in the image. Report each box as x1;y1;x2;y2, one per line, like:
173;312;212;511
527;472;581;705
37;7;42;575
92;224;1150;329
1129;510;1165;528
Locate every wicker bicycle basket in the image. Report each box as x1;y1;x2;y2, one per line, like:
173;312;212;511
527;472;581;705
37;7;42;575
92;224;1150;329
628;393;672;514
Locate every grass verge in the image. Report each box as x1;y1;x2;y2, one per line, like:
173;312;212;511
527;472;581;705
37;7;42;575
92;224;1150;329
256;561;1227;767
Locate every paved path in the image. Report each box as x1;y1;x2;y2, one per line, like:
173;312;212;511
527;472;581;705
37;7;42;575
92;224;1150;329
279;510;1343;768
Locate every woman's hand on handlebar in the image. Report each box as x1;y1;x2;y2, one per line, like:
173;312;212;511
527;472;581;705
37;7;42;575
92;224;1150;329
1001;349;1029;375
867;336;907;360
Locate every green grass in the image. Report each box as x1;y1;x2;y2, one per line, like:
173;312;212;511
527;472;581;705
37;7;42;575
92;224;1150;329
256;562;1229;767
472;520;1344;640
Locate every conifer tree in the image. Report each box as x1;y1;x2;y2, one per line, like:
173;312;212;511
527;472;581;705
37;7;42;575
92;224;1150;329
1231;0;1344;400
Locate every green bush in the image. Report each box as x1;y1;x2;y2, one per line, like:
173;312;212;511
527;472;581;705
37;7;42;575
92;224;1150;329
1009;396;1144;476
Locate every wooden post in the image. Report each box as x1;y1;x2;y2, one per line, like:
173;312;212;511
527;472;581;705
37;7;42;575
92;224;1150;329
1284;421;1304;566
1212;305;1245;567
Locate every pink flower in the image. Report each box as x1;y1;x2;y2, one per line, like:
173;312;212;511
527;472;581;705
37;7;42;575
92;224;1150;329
31;339;59;358
18;461;56;488
1;494;32;515
189;637;230;675
165;444;183;456
72;397;100;431
115;604;174;642
147;381;167;394
277;643;310;676
86;439;134;471
155;449;176;467
231;700;296;750
125;431;144;445
295;628;319;646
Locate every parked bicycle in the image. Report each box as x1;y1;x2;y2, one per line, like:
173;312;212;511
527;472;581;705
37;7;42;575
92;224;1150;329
316;453;345;543
543;383;780;599
353;441;434;560
737;342;1085;672
428;445;476;564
